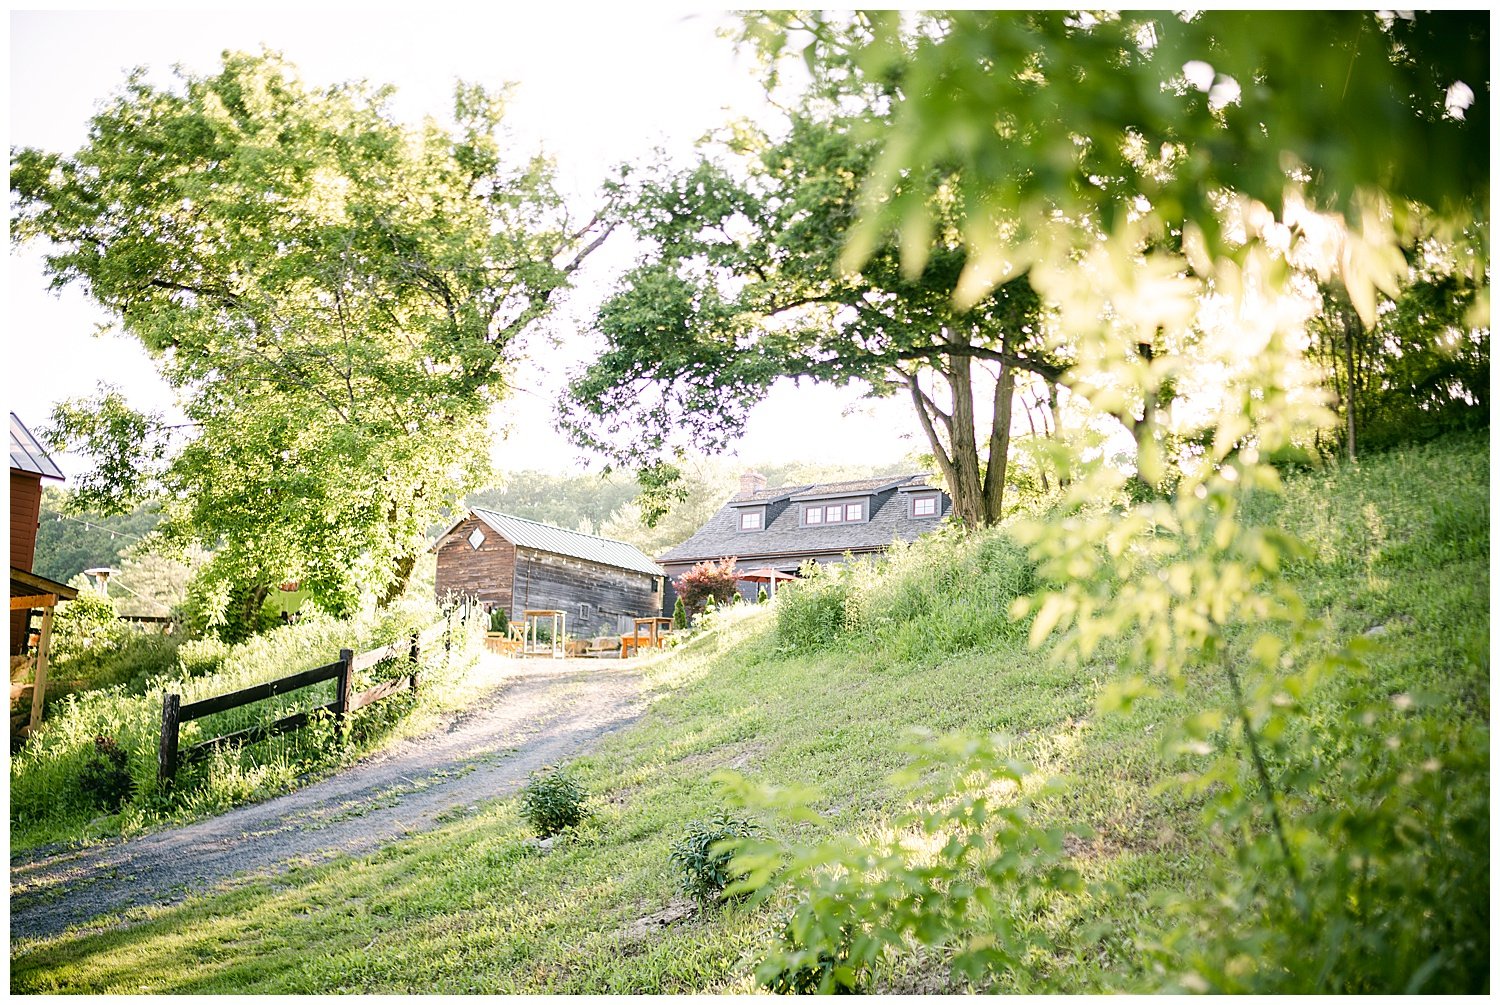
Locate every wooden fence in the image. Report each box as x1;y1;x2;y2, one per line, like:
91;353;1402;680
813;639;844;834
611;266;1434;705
158;618;455;787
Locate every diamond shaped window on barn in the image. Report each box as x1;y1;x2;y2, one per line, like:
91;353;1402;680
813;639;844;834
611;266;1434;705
467;527;486;549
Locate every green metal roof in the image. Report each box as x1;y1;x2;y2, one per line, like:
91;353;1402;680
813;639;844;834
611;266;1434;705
471;508;664;577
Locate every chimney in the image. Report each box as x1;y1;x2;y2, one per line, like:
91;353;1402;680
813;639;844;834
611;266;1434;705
738;470;767;499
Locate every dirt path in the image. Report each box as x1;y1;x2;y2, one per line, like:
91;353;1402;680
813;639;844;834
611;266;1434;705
10;654;647;947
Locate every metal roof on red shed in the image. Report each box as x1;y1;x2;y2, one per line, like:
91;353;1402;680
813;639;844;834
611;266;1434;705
10;414;64;480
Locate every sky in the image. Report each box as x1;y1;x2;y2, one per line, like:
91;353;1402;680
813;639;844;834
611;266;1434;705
5;6;927;483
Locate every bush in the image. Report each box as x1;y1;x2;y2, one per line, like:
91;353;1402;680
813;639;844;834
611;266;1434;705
757;586;769;604
675;557;741;616
520;770;586;837
489;607;509;634
78;734;134;811
761;922;861;995
672;596;688;630
670;812;757;905
49;588;127;670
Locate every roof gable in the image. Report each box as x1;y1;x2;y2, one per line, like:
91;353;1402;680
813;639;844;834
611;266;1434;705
10;414;64;480
464;508;664;577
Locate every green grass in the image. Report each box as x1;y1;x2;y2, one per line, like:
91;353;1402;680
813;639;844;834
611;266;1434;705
10;598;486;854
10;432;1488;993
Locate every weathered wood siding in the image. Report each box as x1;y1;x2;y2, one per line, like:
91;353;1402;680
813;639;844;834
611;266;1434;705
512;547;662;636
10;471;42;572
11;471;43;655
433;515;518;611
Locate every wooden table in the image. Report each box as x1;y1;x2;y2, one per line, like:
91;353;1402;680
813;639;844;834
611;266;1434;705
521;609;566;659
621;617;673;658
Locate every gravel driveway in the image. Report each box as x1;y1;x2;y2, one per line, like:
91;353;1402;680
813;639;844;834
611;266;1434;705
10;654;647;947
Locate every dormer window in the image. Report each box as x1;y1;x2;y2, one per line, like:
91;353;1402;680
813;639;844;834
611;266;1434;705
801;499;869;526
912;494;940;518
739;509;764;531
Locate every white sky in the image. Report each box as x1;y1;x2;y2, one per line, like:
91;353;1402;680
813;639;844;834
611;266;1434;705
4;5;925;482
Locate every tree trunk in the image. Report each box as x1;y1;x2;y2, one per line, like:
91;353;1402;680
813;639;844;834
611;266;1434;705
981;354;1016;525
1344;314;1357;462
378;546;418;609
241;583;269;635
906;350;1015;531
945;352;987;528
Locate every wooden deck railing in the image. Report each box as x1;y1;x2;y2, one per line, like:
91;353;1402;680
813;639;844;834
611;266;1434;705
158;618;455;787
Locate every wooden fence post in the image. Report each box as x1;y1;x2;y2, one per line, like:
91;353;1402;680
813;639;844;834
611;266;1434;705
335;648;354;738
409;632;421;691
28;604;55;733
158;692;181;788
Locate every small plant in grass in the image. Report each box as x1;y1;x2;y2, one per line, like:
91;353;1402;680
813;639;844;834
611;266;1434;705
78;735;134;811
670;812;757;905
520;770;586;837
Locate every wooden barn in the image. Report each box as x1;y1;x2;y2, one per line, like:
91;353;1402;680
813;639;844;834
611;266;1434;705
11;414;73;656
432;508;665;637
11;413;77;735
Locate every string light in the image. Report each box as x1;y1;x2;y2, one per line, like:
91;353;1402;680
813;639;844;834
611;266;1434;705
46;511;150;546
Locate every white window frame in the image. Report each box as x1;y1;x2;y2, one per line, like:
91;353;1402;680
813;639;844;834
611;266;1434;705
825;504;844;523
845;501;865;522
912;495;939;518
739;509;764;531
804;506;823;525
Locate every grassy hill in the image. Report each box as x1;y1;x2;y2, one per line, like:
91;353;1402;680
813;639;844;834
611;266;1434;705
12;432;1488;993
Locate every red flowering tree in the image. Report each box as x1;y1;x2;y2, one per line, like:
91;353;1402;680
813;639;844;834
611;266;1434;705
674;557;741;617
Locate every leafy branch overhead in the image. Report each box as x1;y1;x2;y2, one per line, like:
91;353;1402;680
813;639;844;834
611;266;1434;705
562;113;1063;528
12;51;611;635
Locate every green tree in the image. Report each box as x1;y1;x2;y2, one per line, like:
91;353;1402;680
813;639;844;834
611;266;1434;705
1308;273;1488;460
33;488;161;584
563;112;1060;529
722;10;1488;993
14;51;609;637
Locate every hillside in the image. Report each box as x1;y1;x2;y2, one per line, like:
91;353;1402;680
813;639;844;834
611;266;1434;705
11;433;1488;993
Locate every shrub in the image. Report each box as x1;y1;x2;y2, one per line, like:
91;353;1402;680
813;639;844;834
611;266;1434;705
49;589;128;670
773;562;851;651
757;586;769;604
489;607;509;634
674;557;741;616
520;770;586;837
670;812;757;905
672;596;688;630
761;921;860;994
78;735;134;811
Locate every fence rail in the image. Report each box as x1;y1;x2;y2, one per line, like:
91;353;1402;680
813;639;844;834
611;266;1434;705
158;615;461;787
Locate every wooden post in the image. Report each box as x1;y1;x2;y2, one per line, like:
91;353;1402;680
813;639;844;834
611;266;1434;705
335;648;354;737
28;603;55;732
158;692;181;787
409;632;420;691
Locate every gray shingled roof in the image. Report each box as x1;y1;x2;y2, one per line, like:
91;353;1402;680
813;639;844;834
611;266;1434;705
659;473;948;566
10;414;64;480
471;508;664;577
